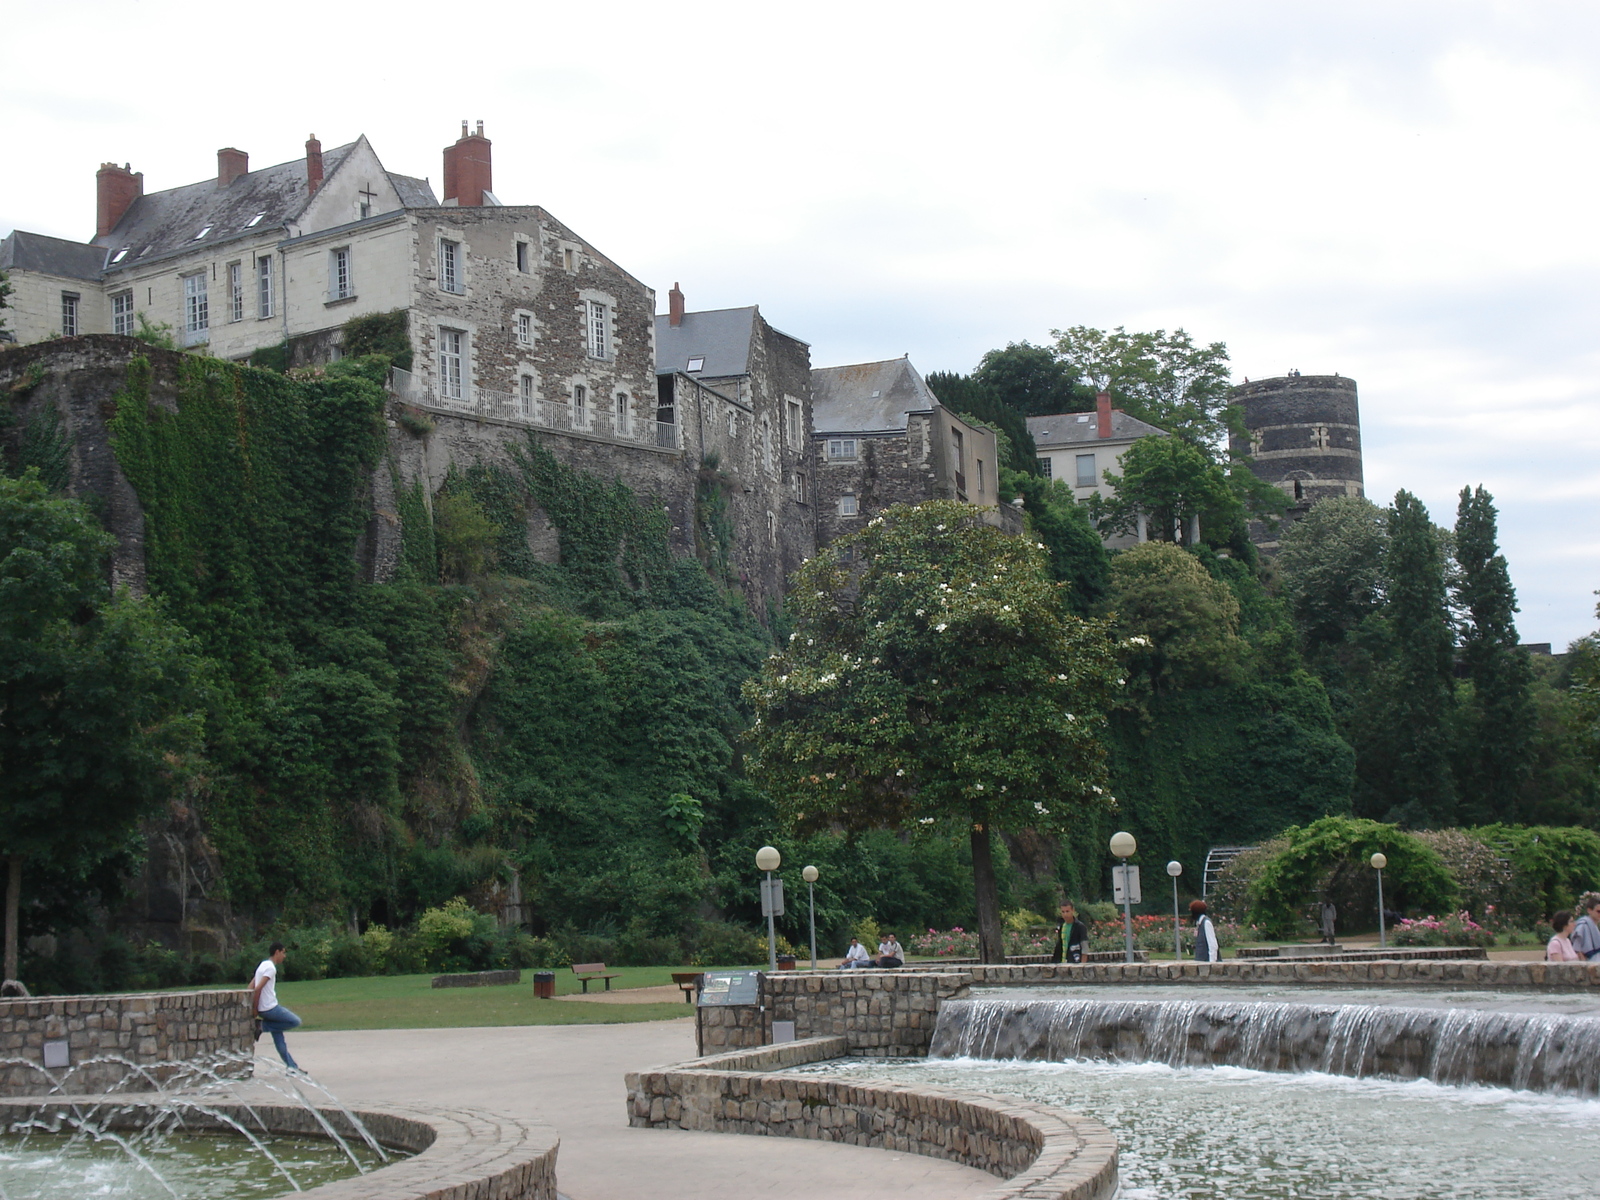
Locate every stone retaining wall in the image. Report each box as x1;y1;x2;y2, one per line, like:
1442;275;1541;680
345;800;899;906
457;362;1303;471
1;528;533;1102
431;970;522;988
964;959;1600;989
0;989;253;1095
625;1037;1117;1200
1234;946;1488;962
0;1098;559;1200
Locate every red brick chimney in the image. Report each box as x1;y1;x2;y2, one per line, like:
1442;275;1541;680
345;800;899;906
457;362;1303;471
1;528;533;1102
443;120;493;207
1096;391;1113;438
96;162;143;238
217;147;248;187
669;282;685;327
306;134;323;196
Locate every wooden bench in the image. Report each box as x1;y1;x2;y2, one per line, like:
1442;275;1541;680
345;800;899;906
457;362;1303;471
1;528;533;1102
571;962;621;993
670;972;703;1004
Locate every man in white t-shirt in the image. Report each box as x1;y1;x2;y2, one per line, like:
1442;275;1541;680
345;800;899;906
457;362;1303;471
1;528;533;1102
840;938;872;969
250;943;302;1072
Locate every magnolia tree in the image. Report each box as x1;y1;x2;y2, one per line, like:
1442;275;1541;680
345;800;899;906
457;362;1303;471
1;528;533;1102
744;501;1123;963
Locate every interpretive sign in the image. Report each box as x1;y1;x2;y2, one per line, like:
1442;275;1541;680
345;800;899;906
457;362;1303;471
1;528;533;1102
1112;864;1142;905
697;970;762;1007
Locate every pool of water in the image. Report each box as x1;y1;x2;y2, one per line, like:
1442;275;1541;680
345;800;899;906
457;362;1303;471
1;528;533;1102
795;1056;1600;1199
0;1128;392;1199
972;984;1600;1017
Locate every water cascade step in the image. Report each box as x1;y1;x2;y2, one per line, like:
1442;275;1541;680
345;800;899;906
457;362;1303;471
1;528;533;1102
929;996;1600;1095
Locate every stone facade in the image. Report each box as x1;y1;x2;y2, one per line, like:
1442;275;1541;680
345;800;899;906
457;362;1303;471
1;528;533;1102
0;988;253;1096
1229;373;1365;550
0;1098;560;1200
625;1036;1119;1200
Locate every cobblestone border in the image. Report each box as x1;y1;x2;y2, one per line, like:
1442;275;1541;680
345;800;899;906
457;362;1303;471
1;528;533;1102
0;1098;559;1200
625;1036;1118;1200
964;959;1600;989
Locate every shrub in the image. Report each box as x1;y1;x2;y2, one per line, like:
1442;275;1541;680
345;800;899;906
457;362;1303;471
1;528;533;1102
686;921;765;967
1390;912;1495;949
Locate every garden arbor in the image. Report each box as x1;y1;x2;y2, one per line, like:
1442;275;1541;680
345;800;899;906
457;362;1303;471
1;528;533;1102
1250;817;1456;937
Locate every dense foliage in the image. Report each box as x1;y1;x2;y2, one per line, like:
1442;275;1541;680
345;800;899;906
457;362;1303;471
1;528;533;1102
745;501;1122;960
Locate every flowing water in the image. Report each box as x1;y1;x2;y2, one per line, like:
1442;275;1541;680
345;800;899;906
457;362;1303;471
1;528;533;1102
932;986;1600;1094
0;1128;387;1199
796;1055;1600;1200
0;1056;402;1199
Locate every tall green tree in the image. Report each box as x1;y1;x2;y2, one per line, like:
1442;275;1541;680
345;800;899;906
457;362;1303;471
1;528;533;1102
1452;486;1533;823
1366;490;1457;826
0;471;206;984
1004;470;1109;613
744;501;1121;962
1105;541;1243;693
972;342;1087;417
1049;326;1237;447
1276;496;1389;652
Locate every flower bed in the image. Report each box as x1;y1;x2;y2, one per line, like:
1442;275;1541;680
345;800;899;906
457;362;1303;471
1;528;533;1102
1390;912;1496;948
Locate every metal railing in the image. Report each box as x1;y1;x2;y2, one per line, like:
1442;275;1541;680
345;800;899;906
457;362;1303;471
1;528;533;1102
388;368;679;450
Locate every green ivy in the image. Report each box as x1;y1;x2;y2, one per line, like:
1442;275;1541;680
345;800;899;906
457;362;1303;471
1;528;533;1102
342;310;412;371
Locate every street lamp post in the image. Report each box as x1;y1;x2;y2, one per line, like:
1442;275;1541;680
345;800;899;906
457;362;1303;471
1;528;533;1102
757;845;782;971
1167;861;1183;959
802;865;819;970
1371;852;1388;949
1110;831;1138;964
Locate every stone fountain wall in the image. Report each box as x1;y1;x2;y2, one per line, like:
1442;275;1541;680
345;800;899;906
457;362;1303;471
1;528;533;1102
0;988;252;1095
695;960;1600;1060
626;1036;1119;1200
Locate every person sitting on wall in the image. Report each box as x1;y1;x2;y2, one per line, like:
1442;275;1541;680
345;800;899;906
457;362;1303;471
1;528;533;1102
1190;900;1220;962
1546;911;1582;962
1569;894;1600;961
1051;901;1090;964
840;937;872;969
874;934;904;968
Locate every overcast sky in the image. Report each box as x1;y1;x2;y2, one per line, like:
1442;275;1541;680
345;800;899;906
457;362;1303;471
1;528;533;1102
4;1;1596;645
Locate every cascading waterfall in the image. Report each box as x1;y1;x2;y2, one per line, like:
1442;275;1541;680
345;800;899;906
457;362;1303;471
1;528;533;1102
929;996;1600;1095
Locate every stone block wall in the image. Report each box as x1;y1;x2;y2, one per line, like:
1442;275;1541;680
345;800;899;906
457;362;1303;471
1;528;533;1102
626;1036;1118;1200
771;971;972;1056
0;988;253;1095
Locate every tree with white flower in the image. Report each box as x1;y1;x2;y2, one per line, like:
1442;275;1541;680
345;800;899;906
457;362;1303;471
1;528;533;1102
744;501;1121;963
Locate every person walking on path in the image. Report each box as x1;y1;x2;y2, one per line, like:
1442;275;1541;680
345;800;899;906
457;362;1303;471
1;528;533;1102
1568;895;1600;961
1051;901;1090;965
251;943;303;1071
1546;911;1583;962
1191;900;1220;962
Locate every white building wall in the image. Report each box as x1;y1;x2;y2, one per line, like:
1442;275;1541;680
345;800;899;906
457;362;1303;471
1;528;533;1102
3;271;106;344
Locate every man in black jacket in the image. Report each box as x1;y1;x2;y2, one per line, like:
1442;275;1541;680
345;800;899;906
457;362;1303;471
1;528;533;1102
1051;901;1090;965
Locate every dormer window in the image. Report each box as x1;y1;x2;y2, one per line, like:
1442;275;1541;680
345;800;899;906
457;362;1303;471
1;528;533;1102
245;212;266;228
110;247;130;264
194;225;212;240
686;356;705;372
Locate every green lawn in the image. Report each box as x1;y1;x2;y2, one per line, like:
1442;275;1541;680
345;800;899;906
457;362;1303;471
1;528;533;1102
273;966;720;1031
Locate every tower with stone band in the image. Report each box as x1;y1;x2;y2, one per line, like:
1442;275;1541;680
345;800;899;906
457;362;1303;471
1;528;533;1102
1229;374;1364;550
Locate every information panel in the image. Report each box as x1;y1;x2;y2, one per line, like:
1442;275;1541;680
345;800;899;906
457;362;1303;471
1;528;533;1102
697;970;763;1007
1112;864;1142;905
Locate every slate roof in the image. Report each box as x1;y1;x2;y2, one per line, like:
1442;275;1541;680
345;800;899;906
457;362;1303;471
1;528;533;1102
811;357;938;435
0;230;107;281
96;143;356;264
654;307;756;378
1027;409;1168;447
389;172;438;209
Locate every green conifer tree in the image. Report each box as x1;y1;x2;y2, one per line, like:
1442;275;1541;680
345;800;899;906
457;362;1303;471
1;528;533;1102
1374;490;1457;826
1453;485;1533;822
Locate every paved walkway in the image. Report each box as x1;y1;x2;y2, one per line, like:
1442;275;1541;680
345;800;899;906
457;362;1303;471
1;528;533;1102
262;1019;997;1200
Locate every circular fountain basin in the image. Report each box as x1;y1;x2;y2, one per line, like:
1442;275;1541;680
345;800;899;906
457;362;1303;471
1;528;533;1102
0;1128;390;1199
797;1056;1600;1200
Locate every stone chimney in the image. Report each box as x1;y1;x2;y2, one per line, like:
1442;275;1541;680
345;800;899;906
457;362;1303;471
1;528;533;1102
443;120;493;207
669;282;685;327
306;134;323;196
96;162;143;238
217;147;248;187
1096;391;1113;439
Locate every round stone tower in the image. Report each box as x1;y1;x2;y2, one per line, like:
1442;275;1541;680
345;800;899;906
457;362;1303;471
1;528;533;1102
1228;374;1364;550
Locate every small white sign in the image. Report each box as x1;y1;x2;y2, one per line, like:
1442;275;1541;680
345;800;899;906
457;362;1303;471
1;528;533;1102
42;1040;69;1070
760;877;785;917
1112;864;1142;905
